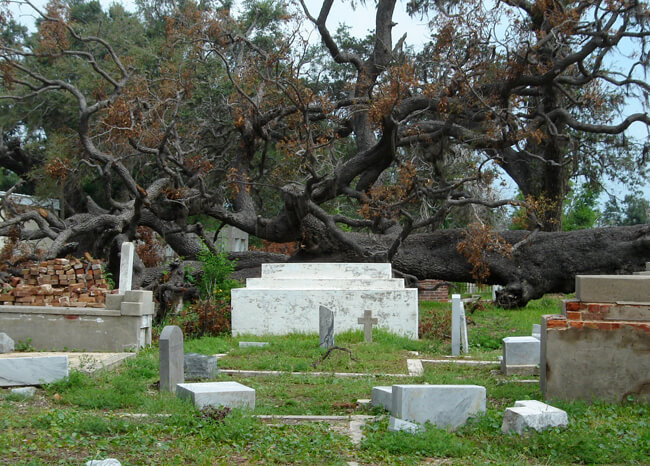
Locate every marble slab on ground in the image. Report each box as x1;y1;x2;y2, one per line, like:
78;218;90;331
176;381;255;409
0;355;68;386
0;352;135;373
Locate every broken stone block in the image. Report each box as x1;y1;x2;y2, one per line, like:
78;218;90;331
391;384;486;430
0;332;14;353
10;386;36;398
501;400;568;434
388;416;423;434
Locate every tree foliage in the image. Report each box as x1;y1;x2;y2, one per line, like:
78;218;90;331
0;0;648;308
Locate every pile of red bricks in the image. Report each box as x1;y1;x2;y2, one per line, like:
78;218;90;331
0;258;112;308
417;279;449;301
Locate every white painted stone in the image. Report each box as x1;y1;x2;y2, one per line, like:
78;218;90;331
391;384;486;429
371;386;392;411
0;356;68;386
238;341;269;348
176;381;255;409
388;416;424;433
231;288;418;338
502;336;540;368
118;242;135;294
0;332;14;353
531;324;541;340
10;386;36;397
261;263;392;279
501;400;568;434
451;295;463;355
86;459;121;466
407;359;424;376
460;302;468;353
246;278;405;289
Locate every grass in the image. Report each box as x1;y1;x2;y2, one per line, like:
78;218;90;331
2;294;649;464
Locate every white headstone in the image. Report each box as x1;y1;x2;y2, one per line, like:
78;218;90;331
319;305;335;349
451;295;468;355
119;242;135;294
176;381;255;409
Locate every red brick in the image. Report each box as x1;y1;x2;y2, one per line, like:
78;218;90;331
597;322;613;330
546;318;569;329
569;321;584;329
566;311;582;320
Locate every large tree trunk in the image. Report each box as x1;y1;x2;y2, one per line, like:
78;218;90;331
294;222;650;308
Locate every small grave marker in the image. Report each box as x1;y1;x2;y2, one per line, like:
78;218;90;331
451;295;468;356
118;242;135;294
358;310;378;343
319;305;335;349
159;325;184;393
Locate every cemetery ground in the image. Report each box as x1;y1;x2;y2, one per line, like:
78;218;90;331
1;296;649;465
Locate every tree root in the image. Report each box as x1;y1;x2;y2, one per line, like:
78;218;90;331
312;346;358;368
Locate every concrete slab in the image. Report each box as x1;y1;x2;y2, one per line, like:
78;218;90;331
245;278;404;289
0;352;135;373
575;275;650;303
0;332;14;353
0;355;68;386
261;263;392;279
176;381;255;409
371;386;392;411
502;400;568;434
391;384;486;429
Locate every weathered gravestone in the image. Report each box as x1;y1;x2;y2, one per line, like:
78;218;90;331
501;336;540;375
159;325;184;393
0;332;14;353
184;353;217;380
319;305;335;349
118;242;134;295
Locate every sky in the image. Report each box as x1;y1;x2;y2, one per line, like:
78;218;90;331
6;0;649;205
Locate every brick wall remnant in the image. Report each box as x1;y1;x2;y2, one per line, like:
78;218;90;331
417;279;449;302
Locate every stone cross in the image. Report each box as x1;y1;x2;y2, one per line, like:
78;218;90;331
358;310;378;343
119;241;135;295
159;325;184;393
319;305;335;349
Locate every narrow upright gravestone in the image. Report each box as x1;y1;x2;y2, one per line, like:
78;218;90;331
159;325;184;393
358;310;378;343
451;295;468;356
119;241;135;295
319;305;335;349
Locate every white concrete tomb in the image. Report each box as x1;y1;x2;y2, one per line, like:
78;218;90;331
176;381;255;409
231;263;418;338
501;336;540;375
